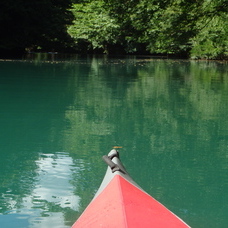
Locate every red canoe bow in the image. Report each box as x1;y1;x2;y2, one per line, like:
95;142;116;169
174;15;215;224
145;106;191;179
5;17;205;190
72;149;190;228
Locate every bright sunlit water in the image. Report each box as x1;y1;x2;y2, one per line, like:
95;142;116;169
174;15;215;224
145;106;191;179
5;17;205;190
0;55;227;227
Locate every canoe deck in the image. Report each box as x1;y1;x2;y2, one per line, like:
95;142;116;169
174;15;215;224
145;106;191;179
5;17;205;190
72;149;190;228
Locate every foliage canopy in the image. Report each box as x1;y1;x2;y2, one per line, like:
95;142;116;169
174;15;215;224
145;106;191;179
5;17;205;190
0;0;227;59
68;0;228;59
68;1;120;53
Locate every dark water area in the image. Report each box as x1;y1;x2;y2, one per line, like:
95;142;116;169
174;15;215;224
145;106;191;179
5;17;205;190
0;56;227;227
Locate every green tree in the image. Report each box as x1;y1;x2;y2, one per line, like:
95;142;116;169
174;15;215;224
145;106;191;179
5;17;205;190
190;0;228;59
103;0;141;53
103;0;201;55
68;0;120;53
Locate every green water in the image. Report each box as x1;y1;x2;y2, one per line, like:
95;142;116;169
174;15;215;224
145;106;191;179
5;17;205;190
0;57;227;227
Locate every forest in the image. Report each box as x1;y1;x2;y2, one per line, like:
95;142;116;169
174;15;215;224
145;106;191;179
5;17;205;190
0;0;227;59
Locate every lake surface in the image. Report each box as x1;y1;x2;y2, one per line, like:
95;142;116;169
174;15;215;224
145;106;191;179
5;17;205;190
0;55;227;227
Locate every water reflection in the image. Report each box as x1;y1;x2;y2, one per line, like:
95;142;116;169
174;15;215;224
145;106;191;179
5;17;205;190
0;58;227;228
33;153;79;210
0;152;81;228
60;59;228;227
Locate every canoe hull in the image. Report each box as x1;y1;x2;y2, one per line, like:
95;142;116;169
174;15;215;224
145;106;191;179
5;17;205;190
72;150;190;228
